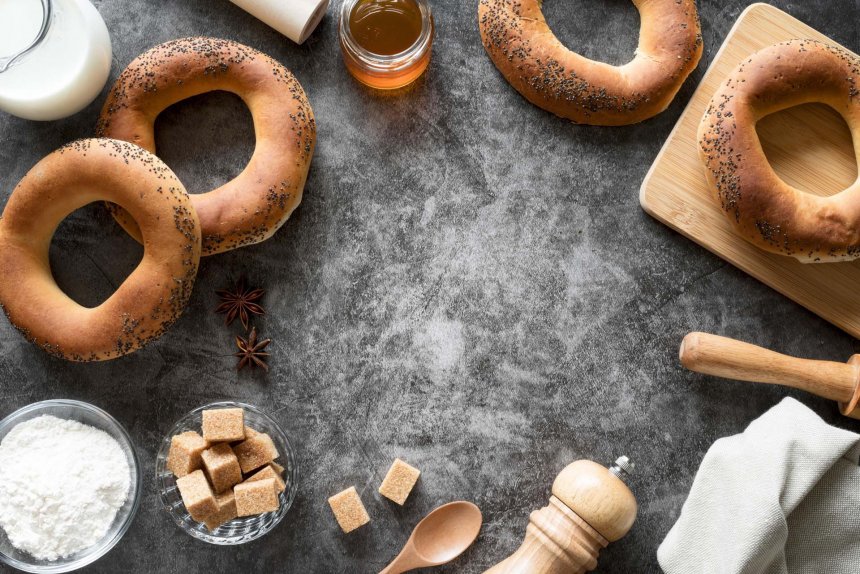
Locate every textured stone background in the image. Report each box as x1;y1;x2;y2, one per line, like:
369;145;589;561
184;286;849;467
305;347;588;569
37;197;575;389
0;0;859;572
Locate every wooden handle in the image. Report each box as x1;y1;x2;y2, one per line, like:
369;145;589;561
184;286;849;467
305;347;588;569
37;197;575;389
378;543;423;574
679;332;859;403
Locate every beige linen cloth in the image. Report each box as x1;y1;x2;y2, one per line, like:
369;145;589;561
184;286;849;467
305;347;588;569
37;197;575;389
658;397;860;574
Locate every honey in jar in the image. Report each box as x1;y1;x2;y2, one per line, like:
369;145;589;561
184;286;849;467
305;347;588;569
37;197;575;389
339;0;434;90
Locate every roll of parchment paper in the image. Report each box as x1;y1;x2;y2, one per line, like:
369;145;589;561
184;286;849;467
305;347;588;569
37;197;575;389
229;0;329;44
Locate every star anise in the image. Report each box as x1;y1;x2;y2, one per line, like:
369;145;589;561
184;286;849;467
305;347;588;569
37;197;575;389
235;327;271;371
216;278;265;331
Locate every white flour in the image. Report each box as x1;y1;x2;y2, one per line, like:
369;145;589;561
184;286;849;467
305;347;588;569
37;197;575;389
0;415;131;561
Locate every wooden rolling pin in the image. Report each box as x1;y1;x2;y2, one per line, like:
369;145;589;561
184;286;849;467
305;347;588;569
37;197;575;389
484;457;637;574
680;332;860;419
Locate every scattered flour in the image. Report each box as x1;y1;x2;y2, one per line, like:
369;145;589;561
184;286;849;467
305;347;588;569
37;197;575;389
0;415;130;561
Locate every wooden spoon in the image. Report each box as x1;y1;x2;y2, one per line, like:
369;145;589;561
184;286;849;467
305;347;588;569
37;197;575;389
379;501;483;574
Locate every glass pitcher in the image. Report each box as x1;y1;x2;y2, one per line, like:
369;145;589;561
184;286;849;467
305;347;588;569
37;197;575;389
0;0;112;121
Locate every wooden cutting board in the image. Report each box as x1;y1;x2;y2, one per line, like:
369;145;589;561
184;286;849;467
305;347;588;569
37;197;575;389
640;3;860;337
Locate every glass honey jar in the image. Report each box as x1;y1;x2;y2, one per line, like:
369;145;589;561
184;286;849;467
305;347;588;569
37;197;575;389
339;0;434;90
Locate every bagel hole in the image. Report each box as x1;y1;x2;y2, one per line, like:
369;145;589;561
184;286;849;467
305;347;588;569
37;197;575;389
49;206;141;308
540;0;640;66
154;91;255;194
757;103;858;197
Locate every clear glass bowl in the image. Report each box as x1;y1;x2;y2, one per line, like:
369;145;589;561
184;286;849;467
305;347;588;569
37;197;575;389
155;401;298;545
0;399;142;573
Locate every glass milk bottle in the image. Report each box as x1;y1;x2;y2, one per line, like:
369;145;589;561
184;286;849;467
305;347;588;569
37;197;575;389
0;0;112;121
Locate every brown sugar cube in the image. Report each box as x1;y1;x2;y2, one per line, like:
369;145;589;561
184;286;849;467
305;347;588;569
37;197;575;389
234;478;280;516
328;486;370;533
243;464;286;493
166;431;209;478
175;469;218;522
201;443;243;494
379;459;421;505
202;408;245;442
270;461;285;475
233;432;279;474
204;491;238;532
231;426;260;446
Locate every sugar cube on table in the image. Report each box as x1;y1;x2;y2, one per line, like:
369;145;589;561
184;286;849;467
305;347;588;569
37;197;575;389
201;443;243;494
202;408;245;442
243;464;286;493
204;491;238;532
233;432;279;474
379;458;421;505
176;469;218;522
328;486;370;533
235;478;280;516
166;431;208;477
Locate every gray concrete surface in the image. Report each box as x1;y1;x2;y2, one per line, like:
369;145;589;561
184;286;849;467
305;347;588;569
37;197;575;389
0;0;858;572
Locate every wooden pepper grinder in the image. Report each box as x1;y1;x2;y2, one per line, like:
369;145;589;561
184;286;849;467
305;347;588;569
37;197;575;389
485;457;637;574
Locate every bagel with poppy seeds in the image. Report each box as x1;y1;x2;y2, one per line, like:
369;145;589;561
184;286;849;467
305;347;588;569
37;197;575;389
96;37;316;256
478;0;703;125
698;40;860;262
0;139;201;361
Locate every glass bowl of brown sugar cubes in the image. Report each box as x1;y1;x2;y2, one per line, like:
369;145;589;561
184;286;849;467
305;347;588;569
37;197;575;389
155;402;297;544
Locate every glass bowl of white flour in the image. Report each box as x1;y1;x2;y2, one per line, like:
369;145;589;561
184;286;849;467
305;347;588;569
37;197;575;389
0;399;142;572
